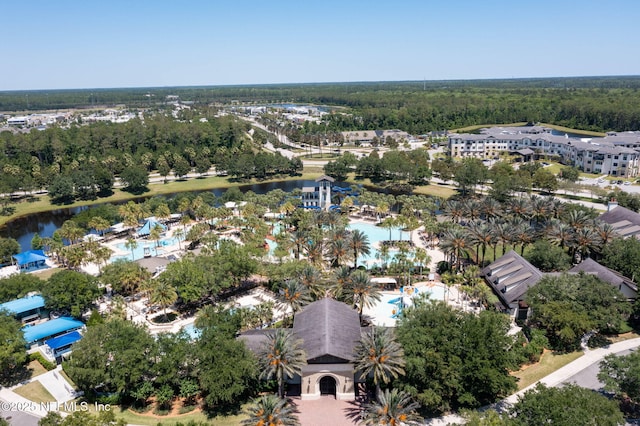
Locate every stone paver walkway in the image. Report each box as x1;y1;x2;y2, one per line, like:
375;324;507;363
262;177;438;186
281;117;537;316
293;396;362;426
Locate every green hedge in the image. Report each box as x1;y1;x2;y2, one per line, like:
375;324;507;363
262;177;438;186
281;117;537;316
29;352;57;371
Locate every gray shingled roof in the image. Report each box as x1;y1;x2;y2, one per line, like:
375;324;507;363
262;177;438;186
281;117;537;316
293;298;361;363
569;258;637;299
315;175;336;183
482;250;544;310
599;206;640;238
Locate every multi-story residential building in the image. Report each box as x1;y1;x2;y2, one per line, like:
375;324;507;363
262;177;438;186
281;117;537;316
448;126;640;177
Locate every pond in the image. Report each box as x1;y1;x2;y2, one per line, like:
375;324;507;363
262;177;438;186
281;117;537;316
0;179;352;252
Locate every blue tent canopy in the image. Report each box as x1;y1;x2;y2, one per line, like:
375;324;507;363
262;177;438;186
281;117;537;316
22;317;84;344
45;331;82;350
0;295;45;315
137;219;167;236
13;250;47;266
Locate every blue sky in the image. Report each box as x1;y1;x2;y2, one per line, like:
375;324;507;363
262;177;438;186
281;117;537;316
2;0;639;90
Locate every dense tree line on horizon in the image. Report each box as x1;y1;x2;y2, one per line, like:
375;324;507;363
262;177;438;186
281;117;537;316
3;77;640;133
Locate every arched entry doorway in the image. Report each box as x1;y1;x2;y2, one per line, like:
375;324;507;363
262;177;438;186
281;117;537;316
319;376;337;397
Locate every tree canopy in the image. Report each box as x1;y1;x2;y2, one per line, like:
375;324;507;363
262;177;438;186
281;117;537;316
395;298;518;415
525;273;631;352
0;311;27;386
42;270;101;318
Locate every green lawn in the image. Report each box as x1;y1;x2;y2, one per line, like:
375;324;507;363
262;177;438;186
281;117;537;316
512;350;584;391
414;184;456;199
451;122;528;133
13;381;57;403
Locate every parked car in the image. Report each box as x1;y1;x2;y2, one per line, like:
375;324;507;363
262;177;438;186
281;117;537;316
624;181;631;185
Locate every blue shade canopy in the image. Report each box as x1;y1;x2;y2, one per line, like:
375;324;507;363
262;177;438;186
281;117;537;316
22;317;84;343
137;219;167;236
0;295;45;315
45;331;82;350
13;250;47;266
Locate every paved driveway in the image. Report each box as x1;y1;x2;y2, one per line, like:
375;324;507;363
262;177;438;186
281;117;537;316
292;396;363;426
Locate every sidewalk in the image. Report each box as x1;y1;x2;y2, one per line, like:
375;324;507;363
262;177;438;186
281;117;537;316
505;336;640;404
424;337;640;425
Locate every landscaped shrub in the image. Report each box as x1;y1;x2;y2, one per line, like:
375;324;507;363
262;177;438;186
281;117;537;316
29;352;56;371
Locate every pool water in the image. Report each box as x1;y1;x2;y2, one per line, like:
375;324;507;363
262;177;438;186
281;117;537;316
111;237;180;262
266;220;409;267
181;323;201;339
365;285;446;326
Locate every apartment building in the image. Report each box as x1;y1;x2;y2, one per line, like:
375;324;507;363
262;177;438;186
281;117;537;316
448;126;640;177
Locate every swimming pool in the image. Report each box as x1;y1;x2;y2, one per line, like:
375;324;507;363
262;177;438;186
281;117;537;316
181;323;201;340
110;236;180;262
364;285;446;326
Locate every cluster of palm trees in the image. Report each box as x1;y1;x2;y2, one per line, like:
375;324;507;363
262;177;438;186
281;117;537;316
439;195;614;270
39;219;113;272
353;327;423;425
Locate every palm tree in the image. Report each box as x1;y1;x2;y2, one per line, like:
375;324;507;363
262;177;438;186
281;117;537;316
62;245;87;270
547;219;574;249
378;244;391;272
288;229;307;260
572;226;599;261
439;227;471;271
349;229;371;269
58;220;84;246
362;388;422;426
327;235;351;268
507;197;532;221
119;201;145;234
303;229;325;268
594;222;616;256
443;199;464;223
276;279;312;326
329;266;352;301
299;264;324;299
150;280;178;322
511;220;535;256
242;395;300;426
480;197;502;221
467;221;494;266
124;237;138;261
149;223;164;256
346;270;382;321
258;329;307;399
354;327;406;395
565;208;594;231
493;220;513;258
92;245;113;273
88;216;111;237
173;228;185;250
413;247;431;277
380;217;397;243
375;201;390;223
